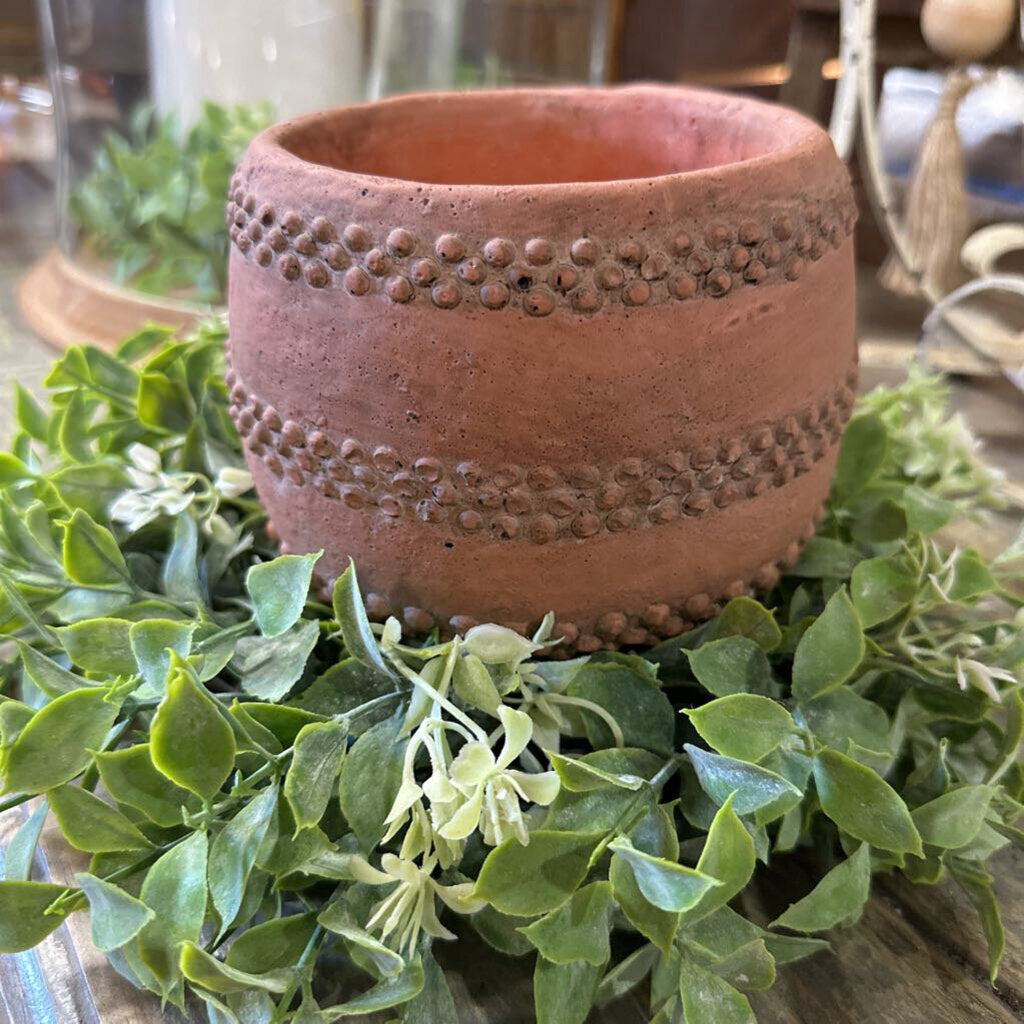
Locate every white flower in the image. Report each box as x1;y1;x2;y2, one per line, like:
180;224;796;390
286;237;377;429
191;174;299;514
464;624;543;666
439;706;559;846
955;656;1016;703
350;852;484;955
214;466;253;499
109;444;196;532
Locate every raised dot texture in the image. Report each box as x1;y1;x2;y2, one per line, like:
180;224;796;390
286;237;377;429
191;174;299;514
232;193;853;314
435;234;465;263
387;228;416;256
524;238;554;265
480;282;510;309
344;267;371;295
231;366;848;547
344;224;371;251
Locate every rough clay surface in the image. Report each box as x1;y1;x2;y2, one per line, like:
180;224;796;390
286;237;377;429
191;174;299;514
226;85;858;652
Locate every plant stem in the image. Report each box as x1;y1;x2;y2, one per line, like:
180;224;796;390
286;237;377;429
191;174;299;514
271;924;326;1023
0;792;30;814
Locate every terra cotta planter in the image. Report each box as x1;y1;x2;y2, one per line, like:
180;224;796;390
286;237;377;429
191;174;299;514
225;85;857;653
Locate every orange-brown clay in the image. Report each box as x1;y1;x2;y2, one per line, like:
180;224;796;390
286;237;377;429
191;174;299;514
226;86;857;651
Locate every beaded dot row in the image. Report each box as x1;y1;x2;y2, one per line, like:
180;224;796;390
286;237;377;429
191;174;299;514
226;177;856;316
288;506;825;654
228;366;857;545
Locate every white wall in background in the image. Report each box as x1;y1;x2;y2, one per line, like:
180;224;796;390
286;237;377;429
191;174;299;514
147;0;365;126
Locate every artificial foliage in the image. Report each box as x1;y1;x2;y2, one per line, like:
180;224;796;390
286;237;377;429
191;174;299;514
70;103;271;302
0;321;1022;1024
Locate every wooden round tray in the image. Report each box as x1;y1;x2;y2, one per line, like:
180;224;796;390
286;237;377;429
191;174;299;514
17;247;223;352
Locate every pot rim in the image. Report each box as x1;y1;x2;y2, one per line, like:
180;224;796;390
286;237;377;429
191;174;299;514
253;83;835;198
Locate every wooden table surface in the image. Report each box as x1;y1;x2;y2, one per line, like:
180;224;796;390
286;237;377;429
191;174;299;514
1;161;1023;1023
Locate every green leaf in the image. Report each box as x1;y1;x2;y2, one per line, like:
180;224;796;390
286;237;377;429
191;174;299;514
684;744;801;818
150;662;236;800
161;514;204;606
566;662;675;755
403;949;458;1024
246;552;321;637
762;931;831;965
317;902;405;976
338;708;405;854
832;413;887;502
74;871;155;951
471;903;537;957
595;943;659;1004
179;941;292;994
137;830;208;995
49;463;129;520
608;849;679;953
2;687;120;795
797;689;891;757
1;499;59;569
685;795;756;922
137;372;192;433
534;957;602;1024
49;783;151;852
225;912;319;972
548;751;645;793
232;619;320;702
452;651;502;714
116;324;177;363
0;697;36;753
988;689;1024;785
94;743;195;827
62;509;129;586
332;562;392;677
686;637;775;698
238;703;326;747
608;837;720;913
949;859;1004;984
709;598;782;652
790;537;860;579
0;881;72;952
0;451;33;486
56;618;136;676
813;749;923;856
678;954;755;1024
910;785;997;850
475;830;601;916
851;556;918;629
16;642;93;698
129;618;197;693
945;550;998;603
320;954;424;1016
684;695;794;763
771;843;871;931
289;657;397;729
284;721;346;834
209;786;278;932
520;881;614;966
3;800;49;881
14;383;49;441
898;484;958;533
694;938;776;992
848;497;907;544
57;390;94;463
791;589;864;702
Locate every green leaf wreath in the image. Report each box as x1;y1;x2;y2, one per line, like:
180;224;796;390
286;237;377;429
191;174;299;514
70;103;272;303
0;320;1021;1024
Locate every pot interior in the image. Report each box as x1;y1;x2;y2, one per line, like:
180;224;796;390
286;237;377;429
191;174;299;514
277;88;809;188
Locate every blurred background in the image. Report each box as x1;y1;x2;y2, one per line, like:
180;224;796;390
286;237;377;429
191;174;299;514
0;0;1022;505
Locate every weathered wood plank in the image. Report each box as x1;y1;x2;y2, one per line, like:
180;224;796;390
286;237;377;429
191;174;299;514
879;848;1024;1015
749;890;1018;1024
